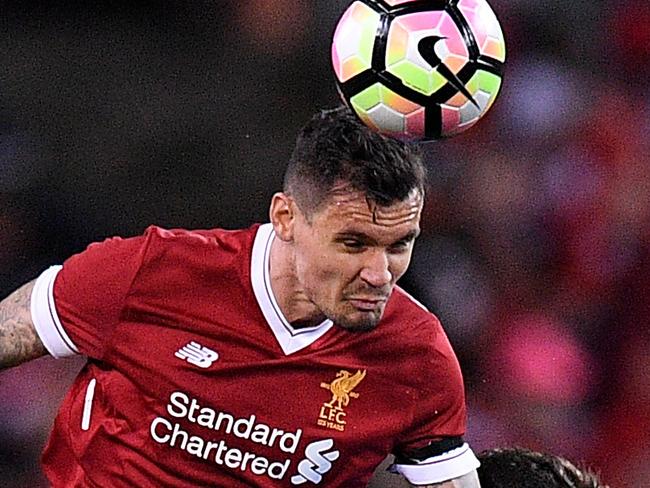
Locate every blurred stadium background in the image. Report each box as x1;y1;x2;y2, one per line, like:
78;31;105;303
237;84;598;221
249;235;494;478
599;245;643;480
0;1;648;486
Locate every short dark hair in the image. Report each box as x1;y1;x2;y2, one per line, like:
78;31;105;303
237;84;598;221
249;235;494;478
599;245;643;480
478;447;608;488
284;106;425;216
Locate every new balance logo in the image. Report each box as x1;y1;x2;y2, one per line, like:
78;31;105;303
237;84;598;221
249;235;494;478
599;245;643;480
175;341;219;368
291;439;340;485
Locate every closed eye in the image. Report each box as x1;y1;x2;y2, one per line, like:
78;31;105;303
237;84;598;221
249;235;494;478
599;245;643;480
389;240;413;253
341;239;366;251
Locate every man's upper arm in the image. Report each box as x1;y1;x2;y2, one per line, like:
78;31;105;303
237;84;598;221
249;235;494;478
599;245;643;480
0;280;47;369
390;315;479;486
407;470;481;487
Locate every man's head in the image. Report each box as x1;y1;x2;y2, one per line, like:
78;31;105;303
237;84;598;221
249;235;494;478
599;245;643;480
283;106;425;218
477;447;608;488
270;107;426;332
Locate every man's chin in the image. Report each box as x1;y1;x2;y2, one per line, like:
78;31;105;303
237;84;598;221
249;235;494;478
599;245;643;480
332;311;382;333
338;321;378;333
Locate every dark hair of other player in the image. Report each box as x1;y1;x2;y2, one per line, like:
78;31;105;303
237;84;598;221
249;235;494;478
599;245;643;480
477;447;609;488
283;106;426;219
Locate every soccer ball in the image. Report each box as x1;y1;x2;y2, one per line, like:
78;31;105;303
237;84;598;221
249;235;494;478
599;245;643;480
331;0;506;141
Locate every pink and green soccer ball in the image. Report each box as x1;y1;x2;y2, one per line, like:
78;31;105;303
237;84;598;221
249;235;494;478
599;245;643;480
332;0;506;141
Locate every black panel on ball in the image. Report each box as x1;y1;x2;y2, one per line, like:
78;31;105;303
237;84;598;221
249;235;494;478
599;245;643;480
424;103;443;139
376;0;448;15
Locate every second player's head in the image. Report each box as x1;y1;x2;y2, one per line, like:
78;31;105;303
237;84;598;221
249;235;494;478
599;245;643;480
477;447;608;488
270;106;426;332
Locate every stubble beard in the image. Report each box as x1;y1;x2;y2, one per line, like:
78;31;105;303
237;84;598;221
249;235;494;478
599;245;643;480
325;302;385;333
335;316;380;333
303;283;389;333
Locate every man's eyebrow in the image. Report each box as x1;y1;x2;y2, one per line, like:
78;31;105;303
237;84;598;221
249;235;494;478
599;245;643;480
334;231;373;242
334;229;420;244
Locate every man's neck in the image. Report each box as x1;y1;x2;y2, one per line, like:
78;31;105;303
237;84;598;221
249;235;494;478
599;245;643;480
268;237;326;328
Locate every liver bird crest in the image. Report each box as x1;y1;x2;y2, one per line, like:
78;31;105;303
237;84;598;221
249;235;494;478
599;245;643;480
322;369;367;411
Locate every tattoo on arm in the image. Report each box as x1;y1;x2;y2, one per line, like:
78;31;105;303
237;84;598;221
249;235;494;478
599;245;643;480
0;280;47;370
408;471;481;488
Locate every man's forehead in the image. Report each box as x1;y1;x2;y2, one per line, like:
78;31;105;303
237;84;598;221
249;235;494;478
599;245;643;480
327;186;423;208
319;188;423;228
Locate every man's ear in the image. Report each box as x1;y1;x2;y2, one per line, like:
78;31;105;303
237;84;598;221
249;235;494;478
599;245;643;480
269;192;296;242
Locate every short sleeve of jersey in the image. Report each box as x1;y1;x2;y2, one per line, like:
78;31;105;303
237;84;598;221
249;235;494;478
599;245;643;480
390;316;480;484
30;228;155;360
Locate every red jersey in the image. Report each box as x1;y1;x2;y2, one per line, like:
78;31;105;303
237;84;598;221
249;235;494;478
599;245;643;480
30;224;478;487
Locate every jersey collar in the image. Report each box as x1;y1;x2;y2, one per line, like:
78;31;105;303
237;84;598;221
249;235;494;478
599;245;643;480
250;223;334;355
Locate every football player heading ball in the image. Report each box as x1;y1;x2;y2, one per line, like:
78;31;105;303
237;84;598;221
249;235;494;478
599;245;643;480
0;107;481;487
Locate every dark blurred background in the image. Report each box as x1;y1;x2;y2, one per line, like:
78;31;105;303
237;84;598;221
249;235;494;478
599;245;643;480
1;1;648;486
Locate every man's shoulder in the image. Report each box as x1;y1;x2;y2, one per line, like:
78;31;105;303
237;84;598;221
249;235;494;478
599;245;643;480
385;286;441;328
136;223;261;258
381;287;456;358
373;289;463;392
120;224;264;286
142;223;261;246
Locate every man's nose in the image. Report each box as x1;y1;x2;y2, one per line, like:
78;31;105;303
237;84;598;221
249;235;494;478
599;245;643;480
359;250;392;288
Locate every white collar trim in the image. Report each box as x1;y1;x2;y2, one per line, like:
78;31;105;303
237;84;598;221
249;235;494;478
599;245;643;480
251;223;334;355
